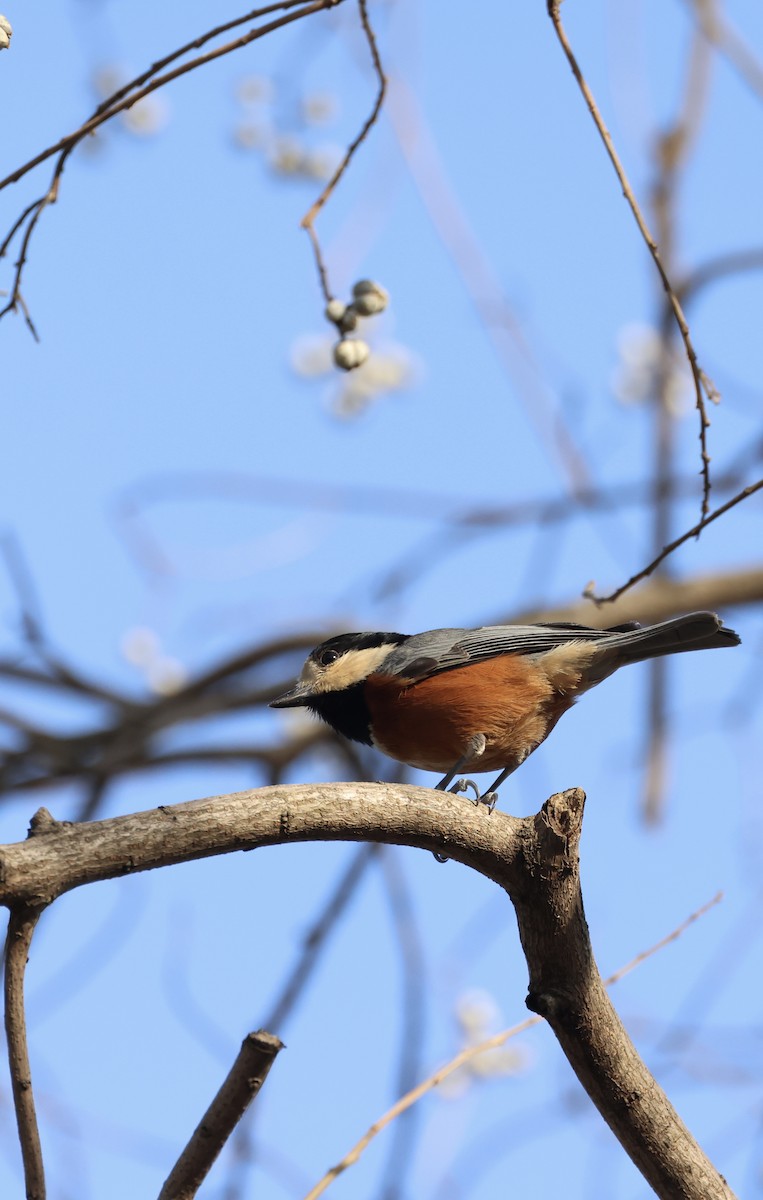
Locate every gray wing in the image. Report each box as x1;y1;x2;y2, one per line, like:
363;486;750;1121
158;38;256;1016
377;613;735;681
377;622;618;680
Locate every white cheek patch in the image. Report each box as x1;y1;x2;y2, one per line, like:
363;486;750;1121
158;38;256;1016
311;645;394;692
299;660;321;687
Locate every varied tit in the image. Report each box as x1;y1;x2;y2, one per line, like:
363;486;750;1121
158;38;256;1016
270;611;740;803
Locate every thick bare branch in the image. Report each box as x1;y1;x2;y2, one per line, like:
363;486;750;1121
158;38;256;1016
0;785;739;1198
513;789;734;1200
158;1030;283;1200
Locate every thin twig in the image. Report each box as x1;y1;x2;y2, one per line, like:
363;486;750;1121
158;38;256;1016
547;0;716;518
300;0;387;301
90;1;317;121
0;0;339;333
604;892;722;986
158;1030;283;1200
585;477;763;604
0;2;333;194
4;904;47;1200
302;892;723;1200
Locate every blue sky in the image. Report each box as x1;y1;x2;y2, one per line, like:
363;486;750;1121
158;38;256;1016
1;2;763;1198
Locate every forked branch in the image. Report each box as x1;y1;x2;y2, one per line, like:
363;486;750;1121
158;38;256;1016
0;783;738;1198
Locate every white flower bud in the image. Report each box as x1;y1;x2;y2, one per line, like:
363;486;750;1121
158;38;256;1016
351;279;388;316
325;298;346;325
0;15;12;49
333;338;369;371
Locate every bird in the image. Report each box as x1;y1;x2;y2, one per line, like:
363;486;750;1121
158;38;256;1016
270;611;740;805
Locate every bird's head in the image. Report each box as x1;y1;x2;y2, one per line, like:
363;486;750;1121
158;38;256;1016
269;631;408;709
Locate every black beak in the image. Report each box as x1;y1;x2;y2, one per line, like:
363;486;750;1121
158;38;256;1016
269;684;315;709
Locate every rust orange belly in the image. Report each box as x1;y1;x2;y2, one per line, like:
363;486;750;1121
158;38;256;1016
364;656;574;774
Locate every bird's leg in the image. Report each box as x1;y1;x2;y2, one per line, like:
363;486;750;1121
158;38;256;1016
434;734;487;793
478;759;523;811
432;734;488;863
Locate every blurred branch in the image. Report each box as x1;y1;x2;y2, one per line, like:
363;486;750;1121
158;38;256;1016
679;247;763;302
645;22;711;823
512;564;763;627
4;903;46;1200
386;74;592;494
373;848;426;1200
683;0;763;102
222;841;380;1198
548;0;716;518
0;632;327;801
0;785;735;1199
0;558;758;813
265;842;378;1028
301;0;387;302
367;439;763;602
158;1029;283;1200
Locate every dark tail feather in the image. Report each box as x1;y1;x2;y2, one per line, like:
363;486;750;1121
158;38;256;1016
604;611;740;665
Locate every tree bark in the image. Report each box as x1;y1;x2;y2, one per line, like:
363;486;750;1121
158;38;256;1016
0;784;737;1199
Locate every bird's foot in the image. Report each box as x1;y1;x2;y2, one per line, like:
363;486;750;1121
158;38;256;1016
448;777;480;802
449;778;498;812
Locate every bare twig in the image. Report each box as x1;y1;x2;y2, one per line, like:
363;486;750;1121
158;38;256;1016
158;1030;284;1200
302;1015;539;1200
303;890;724;1200
0;0;340;332
4;904;47;1200
547;0;716;518
0;2;334;194
604;892;722;986
300;0;387;301
585;478;763;604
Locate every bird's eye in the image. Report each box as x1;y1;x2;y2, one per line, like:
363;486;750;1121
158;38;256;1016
317;648;340;667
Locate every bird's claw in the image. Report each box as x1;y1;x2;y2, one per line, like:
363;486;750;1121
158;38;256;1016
448;778;497;811
448;777;480;803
